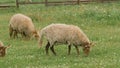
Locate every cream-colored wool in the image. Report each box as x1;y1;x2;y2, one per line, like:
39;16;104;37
38;24;92;56
39;24;90;47
9;13;38;39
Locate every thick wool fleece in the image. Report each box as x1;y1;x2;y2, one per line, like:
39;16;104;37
9;13;36;38
39;24;90;47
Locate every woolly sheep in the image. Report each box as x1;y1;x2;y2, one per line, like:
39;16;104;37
38;24;93;56
0;41;10;57
9;13;39;39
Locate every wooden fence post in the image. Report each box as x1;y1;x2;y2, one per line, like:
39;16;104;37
45;0;48;6
16;0;19;8
77;0;80;4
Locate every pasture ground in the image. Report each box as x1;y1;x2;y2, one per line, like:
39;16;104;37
0;1;120;68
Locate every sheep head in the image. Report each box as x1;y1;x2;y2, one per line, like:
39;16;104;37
0;45;10;57
82;42;93;56
31;30;40;40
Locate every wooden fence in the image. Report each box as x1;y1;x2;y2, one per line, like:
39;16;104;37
16;0;89;8
0;0;119;8
0;1;16;8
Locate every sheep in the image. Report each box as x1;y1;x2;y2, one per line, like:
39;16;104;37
38;24;93;56
9;13;39;40
0;41;10;57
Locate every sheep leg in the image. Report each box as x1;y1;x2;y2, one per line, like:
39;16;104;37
13;30;18;38
68;45;71;55
16;31;18;38
50;45;56;56
9;27;13;38
74;45;80;55
21;32;26;38
45;42;50;55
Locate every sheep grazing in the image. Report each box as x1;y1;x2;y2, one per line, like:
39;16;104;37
38;24;93;56
0;41;10;57
9;13;39;40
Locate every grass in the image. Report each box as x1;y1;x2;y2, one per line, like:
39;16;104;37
0;1;120;68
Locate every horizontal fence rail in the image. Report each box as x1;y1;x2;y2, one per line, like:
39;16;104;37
0;0;119;8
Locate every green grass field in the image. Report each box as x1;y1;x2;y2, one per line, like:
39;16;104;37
0;1;120;68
